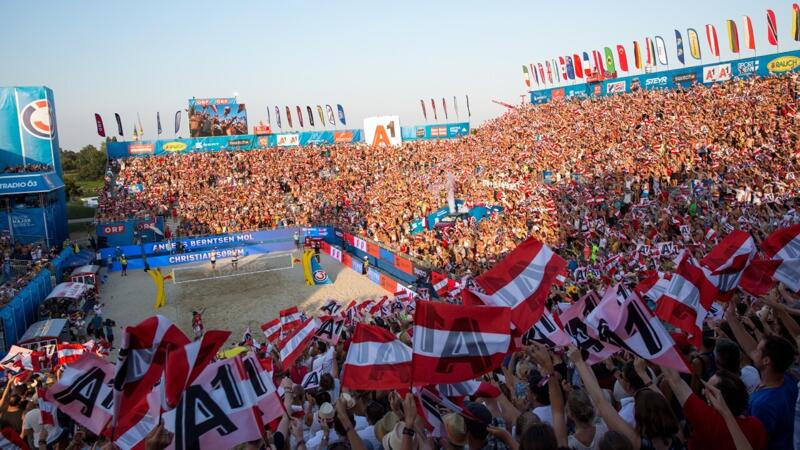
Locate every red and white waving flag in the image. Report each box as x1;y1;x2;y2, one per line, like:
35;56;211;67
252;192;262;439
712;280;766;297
341;322;412;390
432;271;457;297
588;285;690;372
163;354;283;450
260;318;281;343
759;224;800;291
700;230;756;294
114;385;162;450
634;271;672;302
656;253;718;346
436;380;501;399
113;315;190;426
0;346;32;372
469;237;567;334
279;306;302;334
0;426;28;450
560;292;620;365
37;387;55;425
278;318;320;367
56;343;85;366
164;330;231;408
522;309;573;348
47;353;115;434
412;301;511;385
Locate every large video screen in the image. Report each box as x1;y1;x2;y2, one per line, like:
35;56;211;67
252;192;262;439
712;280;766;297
188;98;248;137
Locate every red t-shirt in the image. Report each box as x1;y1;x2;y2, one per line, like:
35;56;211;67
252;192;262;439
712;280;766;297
683;393;768;450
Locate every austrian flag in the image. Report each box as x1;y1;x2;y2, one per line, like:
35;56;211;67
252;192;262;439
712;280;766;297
341;323;412;390
759;224;800;291
260;318;281;342
469;237;567;333
278;319;319;367
412;301;511;385
655;254;718;346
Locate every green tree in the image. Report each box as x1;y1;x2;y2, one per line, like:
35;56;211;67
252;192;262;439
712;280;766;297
60;148;78;172
64;176;81;200
76;144;106;180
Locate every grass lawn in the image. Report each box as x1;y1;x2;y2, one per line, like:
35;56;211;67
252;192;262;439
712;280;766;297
64;171;104;197
67;202;95;220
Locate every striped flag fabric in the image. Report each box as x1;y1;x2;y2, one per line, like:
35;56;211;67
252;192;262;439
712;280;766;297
634;271;672;302
522;65;531;88
572;54;584;78
37;387;55;425
468;237;567;334
727;19;740;53
581;52;591;76
341;322;412;390
633;41;642;69
260;318;281;342
758;224;800;291
743;16;756;50
278;319;320;367
0;426;28;450
687;28;702;59
616;45;628;72
655;253;718;346
767;9;778;46
112;315;190;427
699;230;756;295
706;24;720;57
591;50;604;74
412;301;510;385
644;37;654;66
56;342;85;366
436;380;501;399
280;306;302;334
163;330;230;408
545;60;553;83
558;56;568;80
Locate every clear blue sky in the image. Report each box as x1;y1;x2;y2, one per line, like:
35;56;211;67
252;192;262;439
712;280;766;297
1;0;795;150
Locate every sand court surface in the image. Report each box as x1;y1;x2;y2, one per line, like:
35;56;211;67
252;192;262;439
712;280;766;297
99;252;390;346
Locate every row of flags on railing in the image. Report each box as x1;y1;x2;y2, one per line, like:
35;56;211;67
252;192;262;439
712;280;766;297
265;104;346;129
93;104;348;139
419;95;472;121
523;5;800;89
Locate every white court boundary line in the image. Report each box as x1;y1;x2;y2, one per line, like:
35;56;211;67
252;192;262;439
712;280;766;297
171;251;296;284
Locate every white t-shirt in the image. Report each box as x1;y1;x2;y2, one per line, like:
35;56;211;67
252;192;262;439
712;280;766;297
312;348;335;374
357;425;380;450
568;422;609;450
306;429;340;449
532;405;553;426
619;396;636;427
22;409;62;445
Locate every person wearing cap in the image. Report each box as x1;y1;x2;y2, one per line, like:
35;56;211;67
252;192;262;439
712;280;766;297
442;412;467;448
463;401;511;450
306;402;338;449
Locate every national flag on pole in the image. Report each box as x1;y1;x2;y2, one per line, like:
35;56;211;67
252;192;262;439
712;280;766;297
113;315;190;426
633;41;642;69
565;56;575;80
56;343;85;366
544;60;553;83
522;65;531;88
342;323;412;390
727;19;740;53
644;38;654;66
468;237;567;334
699;230;756;294
758;224;800;291
280;306;302;334
794;4;800;41
655;253;718;346
588;285;690;372
743;16;756;50
163;330;230;408
706;24;720;57
156;112;162;135
558;56;567;80
687;28;702;59
115;113;123;136
412;301;510;385
260;318;281;342
572;54;584;78
767;9;778;46
278;319;320;367
675;30;685;64
615;45;628;72
591;50;604;74
94;114;105;137
603;47;616;74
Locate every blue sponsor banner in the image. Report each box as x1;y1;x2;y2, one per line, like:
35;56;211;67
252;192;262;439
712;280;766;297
0;87;62;173
409;218;425;235
467;205;503;221
0;173;64;195
425;200;465;230
351;258;363;274
98;227;309;260
9;208;46;241
531;50;800;104
109;245;260;272
367;267;381;285
401;122;470;141
379;248;395;264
